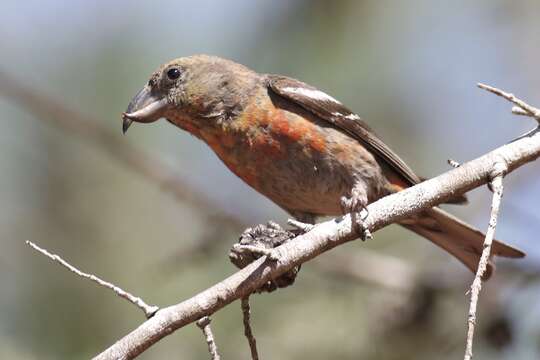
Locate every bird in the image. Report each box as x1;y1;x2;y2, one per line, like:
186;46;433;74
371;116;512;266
122;54;524;278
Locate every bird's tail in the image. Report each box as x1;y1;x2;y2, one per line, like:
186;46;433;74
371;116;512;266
401;207;525;279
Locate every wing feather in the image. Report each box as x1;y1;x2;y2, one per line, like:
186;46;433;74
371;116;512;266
267;75;421;186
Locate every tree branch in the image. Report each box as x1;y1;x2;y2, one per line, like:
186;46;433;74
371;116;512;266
478;83;540;121
463;160;506;360
26;241;159;318
196;317;221;360
461;84;540;360
241;297;259;360
94;115;540;359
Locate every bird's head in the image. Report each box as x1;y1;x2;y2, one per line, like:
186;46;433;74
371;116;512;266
122;55;258;134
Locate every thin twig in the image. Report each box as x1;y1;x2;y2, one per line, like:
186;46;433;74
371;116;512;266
478;83;540;122
232;244;277;260
464;83;540;359
26;240;159;318
241;297;259;360
463;160;507;360
196;317;221;360
287;218;315;232
511;106;530;117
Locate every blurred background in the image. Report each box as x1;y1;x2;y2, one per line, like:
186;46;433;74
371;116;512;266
1;0;539;359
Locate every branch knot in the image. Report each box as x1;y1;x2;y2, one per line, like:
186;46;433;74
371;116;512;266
229;221;301;293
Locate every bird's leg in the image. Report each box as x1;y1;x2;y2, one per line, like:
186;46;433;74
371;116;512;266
341;184;372;240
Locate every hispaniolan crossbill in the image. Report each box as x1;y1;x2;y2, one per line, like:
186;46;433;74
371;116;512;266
122;55;524;277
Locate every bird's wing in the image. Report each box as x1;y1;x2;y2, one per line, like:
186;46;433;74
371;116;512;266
267;75;421;187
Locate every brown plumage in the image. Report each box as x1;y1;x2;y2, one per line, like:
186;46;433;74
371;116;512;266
123;55;525;278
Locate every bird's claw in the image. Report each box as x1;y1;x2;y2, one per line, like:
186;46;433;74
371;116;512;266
341;192;372;241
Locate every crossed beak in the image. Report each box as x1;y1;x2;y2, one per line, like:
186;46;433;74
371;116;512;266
122;85;169;134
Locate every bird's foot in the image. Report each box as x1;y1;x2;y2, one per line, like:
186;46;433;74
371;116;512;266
341;190;372;241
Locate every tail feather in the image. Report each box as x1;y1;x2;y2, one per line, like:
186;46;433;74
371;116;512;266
401;207;525;279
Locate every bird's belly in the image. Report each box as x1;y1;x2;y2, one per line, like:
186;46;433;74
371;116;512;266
225;149;354;215
200;105;388;216
246;147;353;215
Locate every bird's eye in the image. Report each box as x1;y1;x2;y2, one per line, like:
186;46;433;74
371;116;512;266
166;68;181;80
